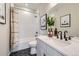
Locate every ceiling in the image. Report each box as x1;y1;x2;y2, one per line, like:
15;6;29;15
14;3;49;11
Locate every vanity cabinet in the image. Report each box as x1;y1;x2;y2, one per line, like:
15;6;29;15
37;38;63;56
46;45;63;56
37;39;46;56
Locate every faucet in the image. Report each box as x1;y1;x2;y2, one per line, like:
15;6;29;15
58;31;62;40
35;32;38;37
64;31;68;41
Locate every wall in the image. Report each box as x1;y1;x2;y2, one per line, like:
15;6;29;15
0;4;10;56
39;3;57;35
48;3;79;37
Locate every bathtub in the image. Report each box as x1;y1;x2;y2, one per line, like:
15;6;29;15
12;37;36;52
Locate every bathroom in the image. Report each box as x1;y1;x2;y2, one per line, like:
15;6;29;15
9;3;58;56
0;3;79;56
10;3;79;56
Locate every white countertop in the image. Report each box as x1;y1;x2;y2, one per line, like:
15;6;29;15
37;35;79;56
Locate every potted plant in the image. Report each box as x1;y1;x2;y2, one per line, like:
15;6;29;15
47;16;55;37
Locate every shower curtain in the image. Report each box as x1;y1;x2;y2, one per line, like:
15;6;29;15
10;6;40;52
10;7;19;51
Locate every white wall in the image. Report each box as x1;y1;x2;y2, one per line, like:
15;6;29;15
48;3;79;37
0;4;10;56
39;4;57;35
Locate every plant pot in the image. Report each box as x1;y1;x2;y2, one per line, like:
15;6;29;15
48;28;53;37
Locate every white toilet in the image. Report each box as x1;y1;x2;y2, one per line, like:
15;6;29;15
29;40;37;55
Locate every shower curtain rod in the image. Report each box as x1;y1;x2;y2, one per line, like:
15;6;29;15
13;7;37;14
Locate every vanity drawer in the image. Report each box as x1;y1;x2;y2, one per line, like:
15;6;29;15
46;46;63;56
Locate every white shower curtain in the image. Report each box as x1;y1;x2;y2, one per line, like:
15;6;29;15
10;7;40;52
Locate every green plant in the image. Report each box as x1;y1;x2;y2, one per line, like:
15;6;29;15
47;16;55;28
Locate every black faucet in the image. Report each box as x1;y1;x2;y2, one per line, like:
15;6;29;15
64;31;68;41
35;32;38;37
58;31;62;40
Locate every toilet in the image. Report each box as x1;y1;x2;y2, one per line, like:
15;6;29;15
29;40;37;55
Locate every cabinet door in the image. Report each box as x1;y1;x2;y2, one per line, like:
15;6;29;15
37;39;46;56
37;39;41;56
46;46;63;56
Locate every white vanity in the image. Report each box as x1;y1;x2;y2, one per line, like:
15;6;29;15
37;35;79;56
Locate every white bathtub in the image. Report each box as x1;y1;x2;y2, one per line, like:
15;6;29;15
12;37;36;52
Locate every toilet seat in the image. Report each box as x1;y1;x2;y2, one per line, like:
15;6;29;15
29;40;37;54
29;40;37;47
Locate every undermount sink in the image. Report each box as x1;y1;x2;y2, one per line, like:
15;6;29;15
53;39;71;47
51;36;79;47
48;37;72;47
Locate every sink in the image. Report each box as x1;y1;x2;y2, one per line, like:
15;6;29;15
54;39;71;47
51;36;79;47
71;37;79;43
48;37;72;47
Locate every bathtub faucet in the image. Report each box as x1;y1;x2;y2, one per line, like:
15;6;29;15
35;32;38;37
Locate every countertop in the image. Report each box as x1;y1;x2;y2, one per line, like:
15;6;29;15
37;35;79;56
